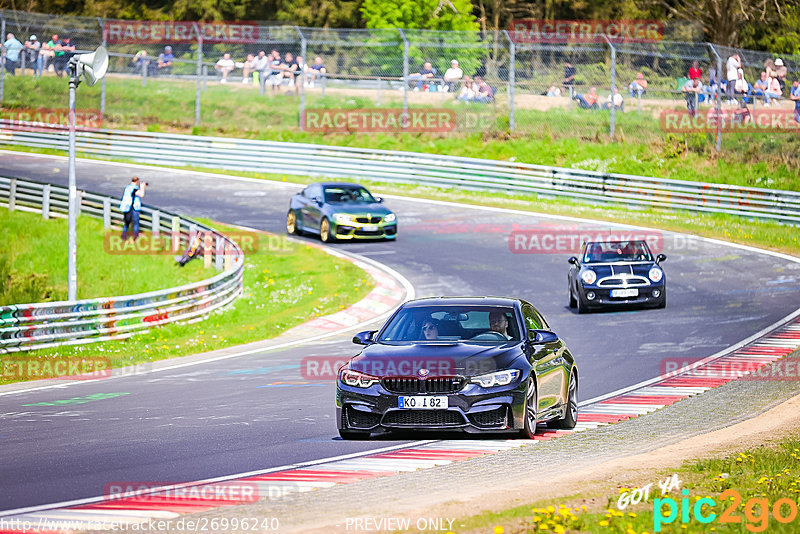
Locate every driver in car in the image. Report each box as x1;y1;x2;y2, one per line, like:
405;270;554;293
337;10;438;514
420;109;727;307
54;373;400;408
488;310;511;339
421;319;439;340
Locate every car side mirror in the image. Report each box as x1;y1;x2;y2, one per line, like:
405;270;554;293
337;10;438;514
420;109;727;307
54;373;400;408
568;256;579;266
353;330;376;345
374;196;383;203
656;253;667;264
529;329;559;344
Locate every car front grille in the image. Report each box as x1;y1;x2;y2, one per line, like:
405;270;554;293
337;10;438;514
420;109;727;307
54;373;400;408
356;216;382;224
598;276;649;287
382;377;466;394
345;406;381;429
470;407;508;428
383;410;465;427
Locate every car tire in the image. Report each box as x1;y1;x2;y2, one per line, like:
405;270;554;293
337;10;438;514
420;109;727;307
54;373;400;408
576;293;588;314
320;217;335;243
520;377;539;439
286;210;302;235
656;290;667;309
338;429;369;440
568;282;577;308
550;371;578;430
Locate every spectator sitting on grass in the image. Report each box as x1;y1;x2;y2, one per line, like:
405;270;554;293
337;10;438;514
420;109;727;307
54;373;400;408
682;77;703;117
546;84;561;97
456;76;475;102
157;45;174;75
3;33;24;75
443;59;463;92
409;62;436;91
753;72;770;104
602;88;623;110
241;54;255;84
215;53;235;83
790;79;800;124
473;76;494;103
688;60;702;81
573;87;599;109
628;72;647;97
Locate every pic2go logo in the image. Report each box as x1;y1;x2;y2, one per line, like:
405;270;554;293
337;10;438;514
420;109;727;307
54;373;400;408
654;489;799;532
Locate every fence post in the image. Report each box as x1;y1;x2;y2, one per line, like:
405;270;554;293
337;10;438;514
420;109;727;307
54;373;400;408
604;35;616;141
20;49;25;76
708;43;723;152
97;17;107;115
1;16;6;103
42;184;50;219
203;233;213;268
194;25;203;127
152;210;160;239
172;216;181;252
215;235;224;270
202;65;207;91
8;178;16;211
103;197;110;228
142;56;147;86
503;30;515;134
297;26;307;131
399;29;409;118
377;77;381;105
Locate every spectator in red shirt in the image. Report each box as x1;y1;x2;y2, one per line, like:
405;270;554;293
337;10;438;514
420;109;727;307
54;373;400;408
688;61;702;81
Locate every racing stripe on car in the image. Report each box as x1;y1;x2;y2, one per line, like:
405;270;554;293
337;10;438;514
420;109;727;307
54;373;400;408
7;321;800;531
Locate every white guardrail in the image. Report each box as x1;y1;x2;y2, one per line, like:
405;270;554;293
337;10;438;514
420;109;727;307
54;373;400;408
2;121;800;225
0;175;244;353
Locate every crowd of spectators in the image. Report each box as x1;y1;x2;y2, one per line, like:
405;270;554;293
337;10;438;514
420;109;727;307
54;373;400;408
2;32;75;76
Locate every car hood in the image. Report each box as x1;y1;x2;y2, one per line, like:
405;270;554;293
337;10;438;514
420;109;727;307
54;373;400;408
584;263;655;278
348;342;523;377
327;203;392;216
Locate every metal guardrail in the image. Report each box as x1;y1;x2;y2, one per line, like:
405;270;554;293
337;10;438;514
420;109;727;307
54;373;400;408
1;121;800;225
0;175;244;353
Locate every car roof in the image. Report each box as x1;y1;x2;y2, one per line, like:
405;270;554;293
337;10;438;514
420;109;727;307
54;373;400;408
403;297;521;308
310;182;366;189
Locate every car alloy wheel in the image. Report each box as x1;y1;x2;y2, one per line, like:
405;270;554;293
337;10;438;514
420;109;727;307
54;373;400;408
521;377;539;438
286;210;299;235
320;217;335;243
551;371;577;429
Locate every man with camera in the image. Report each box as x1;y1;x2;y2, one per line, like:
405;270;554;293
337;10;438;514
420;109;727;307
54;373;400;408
120;176;147;240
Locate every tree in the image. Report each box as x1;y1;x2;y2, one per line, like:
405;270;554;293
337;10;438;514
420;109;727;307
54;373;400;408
276;0;362;28
361;0;479;31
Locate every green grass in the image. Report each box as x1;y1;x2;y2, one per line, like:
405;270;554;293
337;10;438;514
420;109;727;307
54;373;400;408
452;434;800;533
0;208;209;304
2;74;799;192
1;215;375;384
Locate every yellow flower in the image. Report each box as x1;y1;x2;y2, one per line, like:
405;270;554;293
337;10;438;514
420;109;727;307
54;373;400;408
599;520;609;527
493;527;504;534
628;512;637;518
554;526;565;534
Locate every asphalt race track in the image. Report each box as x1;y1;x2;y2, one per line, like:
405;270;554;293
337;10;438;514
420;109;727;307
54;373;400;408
2;151;800;512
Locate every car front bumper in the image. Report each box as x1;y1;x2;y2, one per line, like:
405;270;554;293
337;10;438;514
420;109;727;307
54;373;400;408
332;221;397;240
579;283;665;308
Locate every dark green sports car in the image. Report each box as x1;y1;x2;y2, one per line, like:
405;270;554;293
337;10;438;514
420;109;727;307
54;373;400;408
286;183;397;242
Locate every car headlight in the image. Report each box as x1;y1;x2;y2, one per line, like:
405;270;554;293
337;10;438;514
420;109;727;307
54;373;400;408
581;270;597;285
649;267;663;282
333;213;355;224
339;368;379;388
383;213;396;223
470;369;520;388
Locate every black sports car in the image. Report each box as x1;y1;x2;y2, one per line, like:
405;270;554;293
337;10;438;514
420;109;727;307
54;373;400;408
568;240;666;313
336;297;578;439
286;182;397;242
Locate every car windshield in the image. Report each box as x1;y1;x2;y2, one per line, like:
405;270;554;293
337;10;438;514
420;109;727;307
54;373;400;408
324;186;376;204
377;305;520;343
582;240;653;263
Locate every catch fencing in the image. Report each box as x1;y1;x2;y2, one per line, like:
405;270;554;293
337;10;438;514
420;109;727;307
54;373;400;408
2;122;799;226
0;174;244;353
1;9;799;146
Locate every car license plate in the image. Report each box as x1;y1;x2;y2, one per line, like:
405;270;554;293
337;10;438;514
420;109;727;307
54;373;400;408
611;288;639;298
362;225;378;232
398;396;448;409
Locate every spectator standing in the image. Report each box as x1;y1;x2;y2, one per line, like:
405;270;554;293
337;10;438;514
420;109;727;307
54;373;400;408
241;54;255;84
774;58;788;92
443;59;463;92
3;33;24;75
573;87;599;109
725;54;740;103
24;35;42;77
214;52;235;83
563;61;576;96
119;177;147;240
682;78;702;117
688;60;702;81
409;62;436;91
252;50;268;88
157;46;174;75
790;79;800;124
628;72;647;97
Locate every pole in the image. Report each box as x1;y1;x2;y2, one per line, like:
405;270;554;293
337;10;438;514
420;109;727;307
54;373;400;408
504;30;515;134
97;17;106;115
195;25;203;127
708;43;723;152
68;58;80;302
399;29;409;118
604;35;616;141
297;26;306;131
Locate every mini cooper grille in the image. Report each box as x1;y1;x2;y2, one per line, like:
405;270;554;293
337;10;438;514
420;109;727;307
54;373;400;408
356;216;382;224
381;377;466;394
598;277;649;287
383;410;464;426
345;406;381;429
470;407;508;427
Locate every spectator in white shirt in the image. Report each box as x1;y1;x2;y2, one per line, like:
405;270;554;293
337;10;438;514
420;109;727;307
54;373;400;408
726;54;741;102
443;59;463;92
215;53;235;83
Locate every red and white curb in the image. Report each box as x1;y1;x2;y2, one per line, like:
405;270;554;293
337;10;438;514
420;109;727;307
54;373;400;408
4;317;798;532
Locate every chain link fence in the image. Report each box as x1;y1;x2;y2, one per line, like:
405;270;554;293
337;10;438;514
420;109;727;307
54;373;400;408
1;9;799;145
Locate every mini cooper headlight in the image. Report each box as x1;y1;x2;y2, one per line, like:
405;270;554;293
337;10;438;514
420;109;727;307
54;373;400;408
648;267;663;283
333;213;355;224
383;213;396;223
581;270;597;285
339;368;379;388
470;369;520;388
